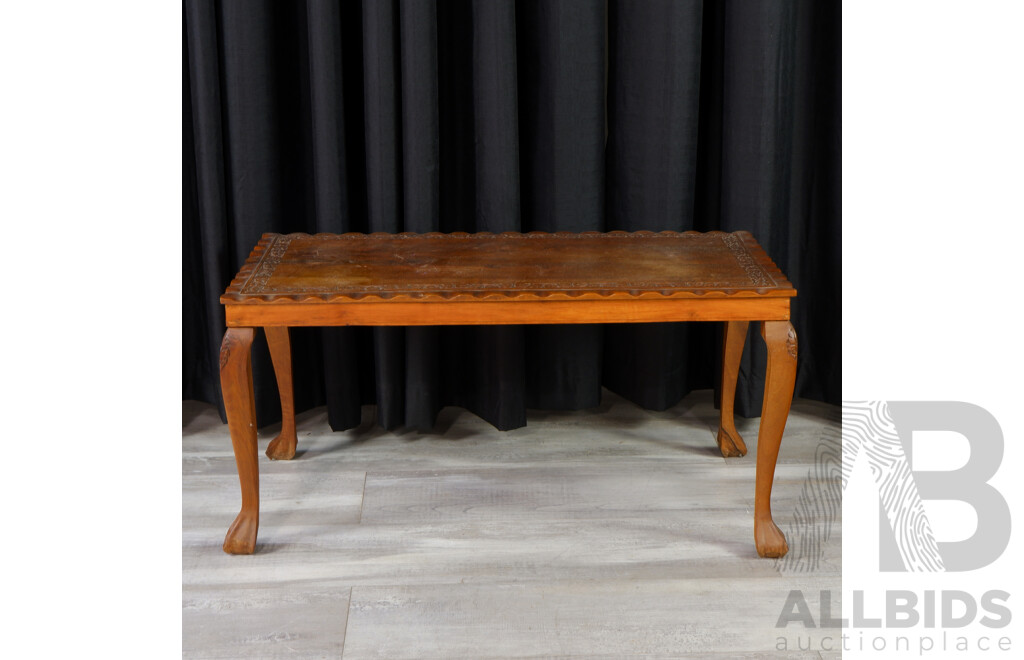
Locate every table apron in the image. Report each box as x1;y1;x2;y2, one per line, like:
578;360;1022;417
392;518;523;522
225;297;790;327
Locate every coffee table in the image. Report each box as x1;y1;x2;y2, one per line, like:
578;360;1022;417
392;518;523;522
218;230;798;557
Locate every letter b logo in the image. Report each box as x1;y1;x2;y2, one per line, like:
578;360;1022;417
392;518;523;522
844;402;1010;572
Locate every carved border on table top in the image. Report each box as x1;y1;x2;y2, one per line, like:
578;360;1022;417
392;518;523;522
257;230;738;240
721;233;773;287
223;230;793;303
240;235;293;295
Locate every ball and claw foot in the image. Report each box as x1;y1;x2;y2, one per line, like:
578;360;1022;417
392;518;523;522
223;511;259;555
755;518;789;558
716;426;748;457
266;432;297;461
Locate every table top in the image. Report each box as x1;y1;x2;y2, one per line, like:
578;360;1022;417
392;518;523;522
221;230;795;305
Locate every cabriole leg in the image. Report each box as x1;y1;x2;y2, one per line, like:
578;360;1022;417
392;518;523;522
264;326;298;460
753;320;797;558
717;320;749;457
220;327;259;555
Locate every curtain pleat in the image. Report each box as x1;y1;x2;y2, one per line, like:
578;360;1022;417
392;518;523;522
518;0;606;411
398;0;442;431
603;0;705;412
184;0;232;413
183;0;841;430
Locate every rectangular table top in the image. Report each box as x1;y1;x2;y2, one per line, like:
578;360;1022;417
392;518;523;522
221;231;795;305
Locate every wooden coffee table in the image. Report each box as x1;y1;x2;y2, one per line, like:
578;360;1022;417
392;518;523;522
218;231;798;557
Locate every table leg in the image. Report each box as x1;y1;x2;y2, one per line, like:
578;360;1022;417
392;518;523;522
754;320;797;558
264;326;298;460
717;320;749;457
220;327;260;555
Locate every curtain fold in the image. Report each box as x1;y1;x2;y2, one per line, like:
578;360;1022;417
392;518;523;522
183;0;841;431
306;0;362;430
518;0;606;411
603;0;705;411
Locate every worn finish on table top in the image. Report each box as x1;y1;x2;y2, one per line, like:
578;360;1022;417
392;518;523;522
221;231;795;304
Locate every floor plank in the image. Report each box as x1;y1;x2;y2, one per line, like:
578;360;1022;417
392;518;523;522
341;577;837;659
359;464;763;523
182;582;350;659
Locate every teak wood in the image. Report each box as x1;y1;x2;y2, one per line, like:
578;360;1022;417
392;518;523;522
218;230;798;558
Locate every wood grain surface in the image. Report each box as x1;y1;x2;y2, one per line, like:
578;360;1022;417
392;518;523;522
221;230;795;304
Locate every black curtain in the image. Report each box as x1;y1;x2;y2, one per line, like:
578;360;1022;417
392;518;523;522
183;0;840;432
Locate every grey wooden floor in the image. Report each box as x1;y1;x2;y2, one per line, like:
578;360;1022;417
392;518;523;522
183;389;841;659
